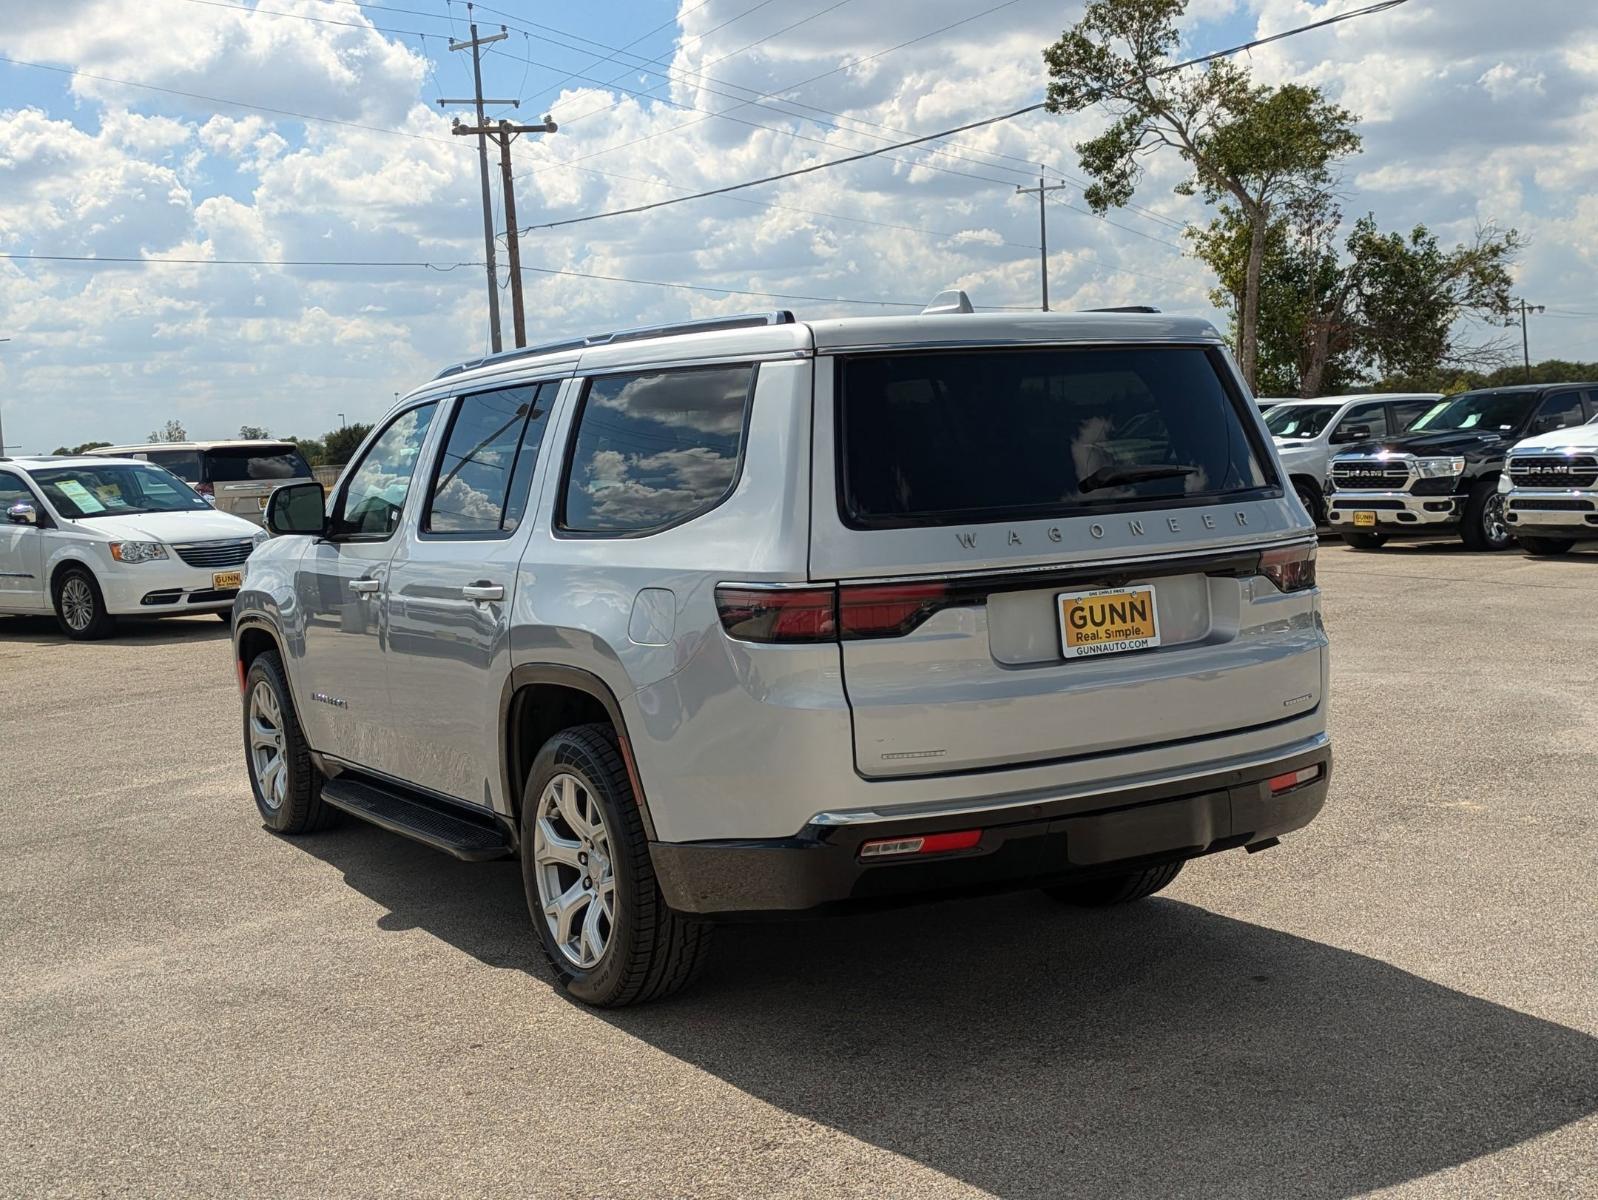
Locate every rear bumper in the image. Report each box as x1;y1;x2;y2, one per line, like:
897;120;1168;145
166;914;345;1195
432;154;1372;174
650;739;1331;916
1326;490;1460;531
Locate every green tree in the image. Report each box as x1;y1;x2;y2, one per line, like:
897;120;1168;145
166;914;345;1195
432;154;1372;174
238;424;272;439
322;423;373;465
1043;0;1360;387
147;419;188;442
50;440;113;455
285;436;327;466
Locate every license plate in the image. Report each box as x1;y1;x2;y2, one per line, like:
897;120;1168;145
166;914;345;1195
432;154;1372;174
1057;585;1160;659
1353;510;1377;528
213;570;243;589
257;496;269;510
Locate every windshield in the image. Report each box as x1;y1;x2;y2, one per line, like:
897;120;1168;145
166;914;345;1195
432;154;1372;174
1265;404;1340;439
838;345;1272;528
32;463;210;519
204;445;312;482
1409;391;1538;434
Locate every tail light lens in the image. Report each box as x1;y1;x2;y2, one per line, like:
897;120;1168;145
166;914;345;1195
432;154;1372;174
715;586;836;643
1260;543;1316;593
837;582;949;638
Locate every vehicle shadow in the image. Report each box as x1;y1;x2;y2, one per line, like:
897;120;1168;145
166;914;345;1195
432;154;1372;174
299;825;1598;1199
0;613;232;647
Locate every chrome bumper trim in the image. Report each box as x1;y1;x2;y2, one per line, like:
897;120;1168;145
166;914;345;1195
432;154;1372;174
1326;491;1458;525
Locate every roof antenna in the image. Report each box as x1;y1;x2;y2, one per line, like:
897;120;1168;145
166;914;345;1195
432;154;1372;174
922;289;974;315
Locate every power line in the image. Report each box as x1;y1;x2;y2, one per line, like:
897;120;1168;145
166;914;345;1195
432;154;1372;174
518;0;1414;235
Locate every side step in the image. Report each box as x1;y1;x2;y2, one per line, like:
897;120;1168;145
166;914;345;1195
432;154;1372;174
319;778;513;862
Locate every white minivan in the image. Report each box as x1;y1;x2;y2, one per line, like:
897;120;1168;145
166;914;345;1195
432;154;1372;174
0;455;266;638
1264;393;1441;523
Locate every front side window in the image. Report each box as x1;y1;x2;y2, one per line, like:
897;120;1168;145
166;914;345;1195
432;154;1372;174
424;384;554;535
332;403;439;538
561;365;754;534
204;445;312;482
1265;404;1339;439
839;346;1272;529
29;464;209;518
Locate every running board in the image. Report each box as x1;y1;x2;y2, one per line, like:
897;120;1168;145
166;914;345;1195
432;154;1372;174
319;778;513;862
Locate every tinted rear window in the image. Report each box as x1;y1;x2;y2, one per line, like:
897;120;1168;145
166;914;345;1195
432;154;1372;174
838;346;1273;528
204;445;312;482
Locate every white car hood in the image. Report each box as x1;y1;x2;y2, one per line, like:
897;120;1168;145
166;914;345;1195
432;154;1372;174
1507;423;1598;454
63;508;262;543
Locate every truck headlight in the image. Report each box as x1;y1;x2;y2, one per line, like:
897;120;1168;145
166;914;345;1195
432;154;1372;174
109;541;168;564
1412;456;1465;479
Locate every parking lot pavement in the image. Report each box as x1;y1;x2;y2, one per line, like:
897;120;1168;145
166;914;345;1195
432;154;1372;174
2;544;1596;1200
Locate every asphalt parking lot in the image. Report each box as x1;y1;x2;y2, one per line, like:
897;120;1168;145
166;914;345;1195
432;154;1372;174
2;543;1596;1200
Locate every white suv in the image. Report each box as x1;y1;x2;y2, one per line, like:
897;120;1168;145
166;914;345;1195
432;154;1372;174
1264;393;1441;522
234;307;1332;1006
0;455;265;638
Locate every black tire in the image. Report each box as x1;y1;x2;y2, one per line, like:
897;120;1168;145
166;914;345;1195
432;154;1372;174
243;651;336;834
1044;861;1185;907
1293;479;1324;526
521;724;711;1007
218;607;235;623
52;564;116;640
1460;481;1513;551
1340;531;1388;550
1519;535;1575;557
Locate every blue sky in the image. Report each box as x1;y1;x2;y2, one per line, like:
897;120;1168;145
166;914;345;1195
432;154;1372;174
2;0;1595;452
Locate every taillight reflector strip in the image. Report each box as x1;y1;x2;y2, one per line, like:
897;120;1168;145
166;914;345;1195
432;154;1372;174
714;586;836;644
1260;543;1317;593
837;581;950;639
1267;765;1322;795
859;828;981;859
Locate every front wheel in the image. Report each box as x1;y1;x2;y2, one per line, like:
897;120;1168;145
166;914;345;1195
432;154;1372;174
522;724;711;1007
1519;535;1575;557
1340;531;1388;550
1044;860;1185;907
1461;482;1513;551
53;565;116;640
243;651;335;833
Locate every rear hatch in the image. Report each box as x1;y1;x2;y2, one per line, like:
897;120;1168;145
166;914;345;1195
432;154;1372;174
203;444;314;521
810;340;1323;778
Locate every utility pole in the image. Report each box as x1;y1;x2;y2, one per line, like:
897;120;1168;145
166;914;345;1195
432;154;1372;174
452;115;557;348
440;6;518;354
0;337;12;455
1015;168;1069;311
1517;298;1545;382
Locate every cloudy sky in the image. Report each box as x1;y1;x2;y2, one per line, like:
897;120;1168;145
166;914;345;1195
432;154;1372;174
0;0;1594;453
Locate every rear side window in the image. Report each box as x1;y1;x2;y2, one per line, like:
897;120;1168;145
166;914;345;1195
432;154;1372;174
204;446;311;482
838;346;1272;529
424;383;554;535
560;364;755;535
147;450;202;481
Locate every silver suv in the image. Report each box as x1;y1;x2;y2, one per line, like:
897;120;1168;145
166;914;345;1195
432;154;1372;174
234;308;1331;1006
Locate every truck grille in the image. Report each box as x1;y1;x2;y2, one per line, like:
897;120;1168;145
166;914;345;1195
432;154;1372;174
1330;459;1411;491
172;538;254;568
1509;498;1595;512
1507;455;1598;489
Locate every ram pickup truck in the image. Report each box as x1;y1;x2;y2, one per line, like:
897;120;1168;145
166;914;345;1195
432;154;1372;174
1501;415;1598;555
1326;384;1598;550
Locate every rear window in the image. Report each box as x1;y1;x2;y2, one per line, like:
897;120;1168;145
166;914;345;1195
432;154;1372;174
838;346;1273;528
204;445;312;482
146;450;202;481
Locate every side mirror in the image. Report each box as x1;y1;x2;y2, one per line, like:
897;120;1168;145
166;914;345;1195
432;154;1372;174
6;502;38;526
266;482;328;537
1331;424;1372;445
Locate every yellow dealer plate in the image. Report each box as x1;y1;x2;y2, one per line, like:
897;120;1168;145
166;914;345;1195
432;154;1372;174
1353;510;1377;528
1057;585;1160;659
213;570;243;589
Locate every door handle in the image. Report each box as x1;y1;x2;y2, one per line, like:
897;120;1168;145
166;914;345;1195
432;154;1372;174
462;583;505;602
350;578;381;594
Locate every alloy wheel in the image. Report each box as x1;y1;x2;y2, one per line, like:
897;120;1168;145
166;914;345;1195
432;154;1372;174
532;772;616;970
1483;493;1510;547
248;681;288;810
60;577;95;632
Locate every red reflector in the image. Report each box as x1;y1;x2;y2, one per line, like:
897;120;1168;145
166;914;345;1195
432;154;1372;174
236;660;246;693
859;828;981;859
837;581;950;638
1260;543;1317;593
1268;765;1321;794
714;586;836;643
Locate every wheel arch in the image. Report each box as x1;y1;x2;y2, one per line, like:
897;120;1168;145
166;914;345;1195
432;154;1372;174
48;553;99;597
500;664;658;841
235;616;286;678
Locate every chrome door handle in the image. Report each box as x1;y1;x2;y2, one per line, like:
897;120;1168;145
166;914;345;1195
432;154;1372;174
462;583;504;602
350;578;381;594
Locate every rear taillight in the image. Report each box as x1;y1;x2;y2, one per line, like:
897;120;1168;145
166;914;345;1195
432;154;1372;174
1260;543;1316;592
714;586;837;643
1268;764;1322;794
859;829;982;859
837;581;950;638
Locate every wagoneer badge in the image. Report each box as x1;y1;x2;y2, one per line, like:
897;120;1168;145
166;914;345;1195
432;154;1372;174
955;510;1251;549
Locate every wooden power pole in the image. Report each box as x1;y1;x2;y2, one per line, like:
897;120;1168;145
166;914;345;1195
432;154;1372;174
1015;168;1069;312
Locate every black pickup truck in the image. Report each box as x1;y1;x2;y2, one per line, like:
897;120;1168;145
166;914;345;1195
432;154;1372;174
1325;384;1598;550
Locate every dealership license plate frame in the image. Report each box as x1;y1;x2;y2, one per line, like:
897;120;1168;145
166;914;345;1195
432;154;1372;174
1353;510;1378;528
213;570;244;590
1056;584;1161;660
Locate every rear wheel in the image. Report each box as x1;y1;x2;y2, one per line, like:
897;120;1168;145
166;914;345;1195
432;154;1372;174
53;565;116;640
1340;531;1388;550
522;724;711;1007
1461;482;1513;551
244;651;335;834
1044;861;1184;907
1519;535;1575;557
